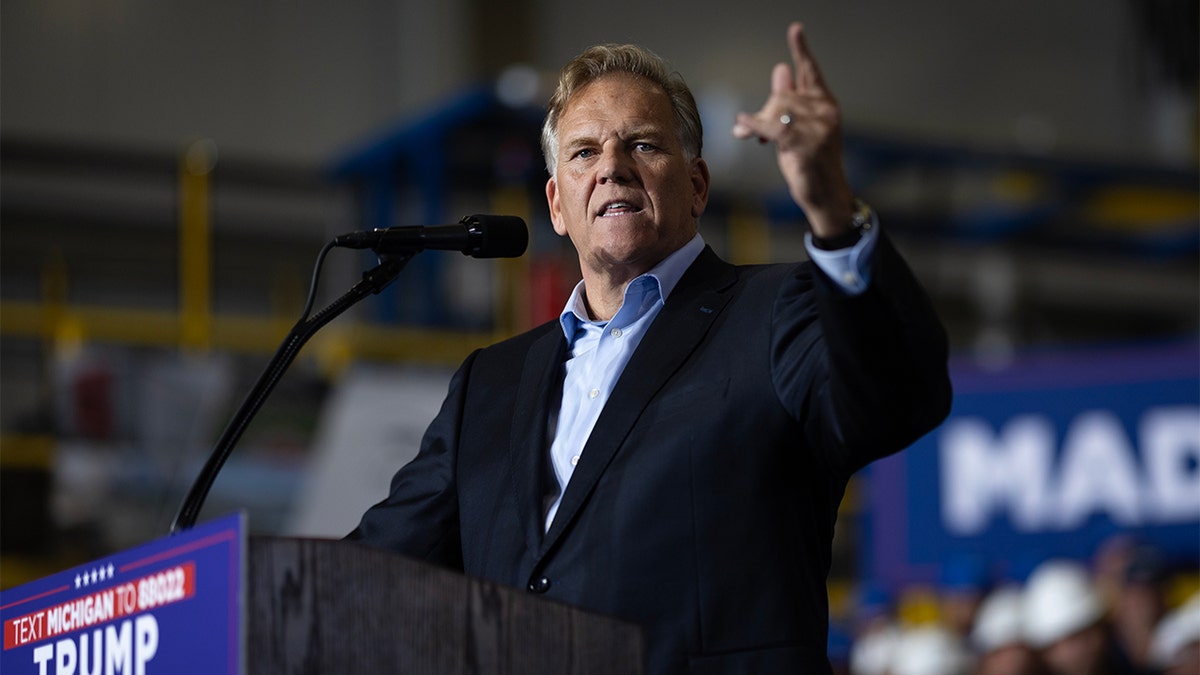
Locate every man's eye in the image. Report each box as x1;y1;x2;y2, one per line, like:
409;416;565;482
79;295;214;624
634;143;656;152
574;148;595;159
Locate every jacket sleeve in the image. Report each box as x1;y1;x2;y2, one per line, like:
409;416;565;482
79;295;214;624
772;230;952;475
343;351;480;571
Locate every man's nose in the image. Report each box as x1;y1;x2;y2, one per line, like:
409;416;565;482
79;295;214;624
597;150;635;184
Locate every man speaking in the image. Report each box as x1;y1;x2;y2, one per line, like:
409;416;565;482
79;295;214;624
349;21;952;674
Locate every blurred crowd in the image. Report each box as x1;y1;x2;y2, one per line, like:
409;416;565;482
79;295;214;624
842;538;1200;675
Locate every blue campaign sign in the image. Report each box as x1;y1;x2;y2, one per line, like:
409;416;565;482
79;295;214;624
2;513;244;675
866;340;1200;588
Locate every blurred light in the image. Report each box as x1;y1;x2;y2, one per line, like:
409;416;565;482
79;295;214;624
496;64;540;109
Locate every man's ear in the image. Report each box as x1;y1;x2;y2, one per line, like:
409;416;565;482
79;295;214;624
690;158;711;218
546;176;567;236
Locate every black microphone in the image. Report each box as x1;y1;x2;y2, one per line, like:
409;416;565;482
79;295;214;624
334;214;528;259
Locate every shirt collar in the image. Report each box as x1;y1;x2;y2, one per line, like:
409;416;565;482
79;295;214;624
559;233;705;340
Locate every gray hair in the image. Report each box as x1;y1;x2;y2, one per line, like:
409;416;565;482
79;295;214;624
541;43;703;175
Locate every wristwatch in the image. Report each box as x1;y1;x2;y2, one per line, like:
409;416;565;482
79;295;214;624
811;198;873;250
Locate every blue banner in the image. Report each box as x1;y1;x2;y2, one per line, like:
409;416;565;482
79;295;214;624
2;513;244;674
867;340;1200;587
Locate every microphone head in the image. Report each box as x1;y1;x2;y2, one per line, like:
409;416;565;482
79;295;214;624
461;214;528;258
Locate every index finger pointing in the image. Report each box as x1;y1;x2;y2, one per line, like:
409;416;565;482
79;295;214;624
788;22;828;94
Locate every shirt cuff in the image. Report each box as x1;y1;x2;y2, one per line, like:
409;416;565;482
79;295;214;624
803;217;880;296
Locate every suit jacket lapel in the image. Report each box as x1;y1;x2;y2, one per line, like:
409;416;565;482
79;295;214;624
540;247;738;555
507;327;567;556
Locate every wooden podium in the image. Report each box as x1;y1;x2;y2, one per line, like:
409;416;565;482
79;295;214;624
247;537;646;674
0;515;640;674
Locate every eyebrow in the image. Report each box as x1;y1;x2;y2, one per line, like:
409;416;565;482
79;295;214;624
560;125;672;154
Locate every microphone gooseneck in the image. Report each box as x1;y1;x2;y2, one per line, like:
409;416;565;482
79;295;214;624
170;214;526;533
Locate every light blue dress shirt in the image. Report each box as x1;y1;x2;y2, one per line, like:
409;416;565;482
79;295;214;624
543;223;879;530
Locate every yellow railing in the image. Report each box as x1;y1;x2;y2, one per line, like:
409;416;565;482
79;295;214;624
0;299;499;367
179;140;216;352
0;142;537;370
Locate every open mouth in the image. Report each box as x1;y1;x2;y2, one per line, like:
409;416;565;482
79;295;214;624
599;201;643;217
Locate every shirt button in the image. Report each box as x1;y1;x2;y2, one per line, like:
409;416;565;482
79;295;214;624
571;455;580;466
528;577;551;593
610;327;623;338
842;271;859;286
589;388;600;399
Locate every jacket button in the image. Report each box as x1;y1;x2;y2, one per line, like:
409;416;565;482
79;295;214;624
528;576;551;593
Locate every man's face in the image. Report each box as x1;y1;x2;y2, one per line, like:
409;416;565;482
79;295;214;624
1041;625;1107;675
546;73;709;280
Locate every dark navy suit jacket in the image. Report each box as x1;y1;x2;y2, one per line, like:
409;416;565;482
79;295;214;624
350;233;952;674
